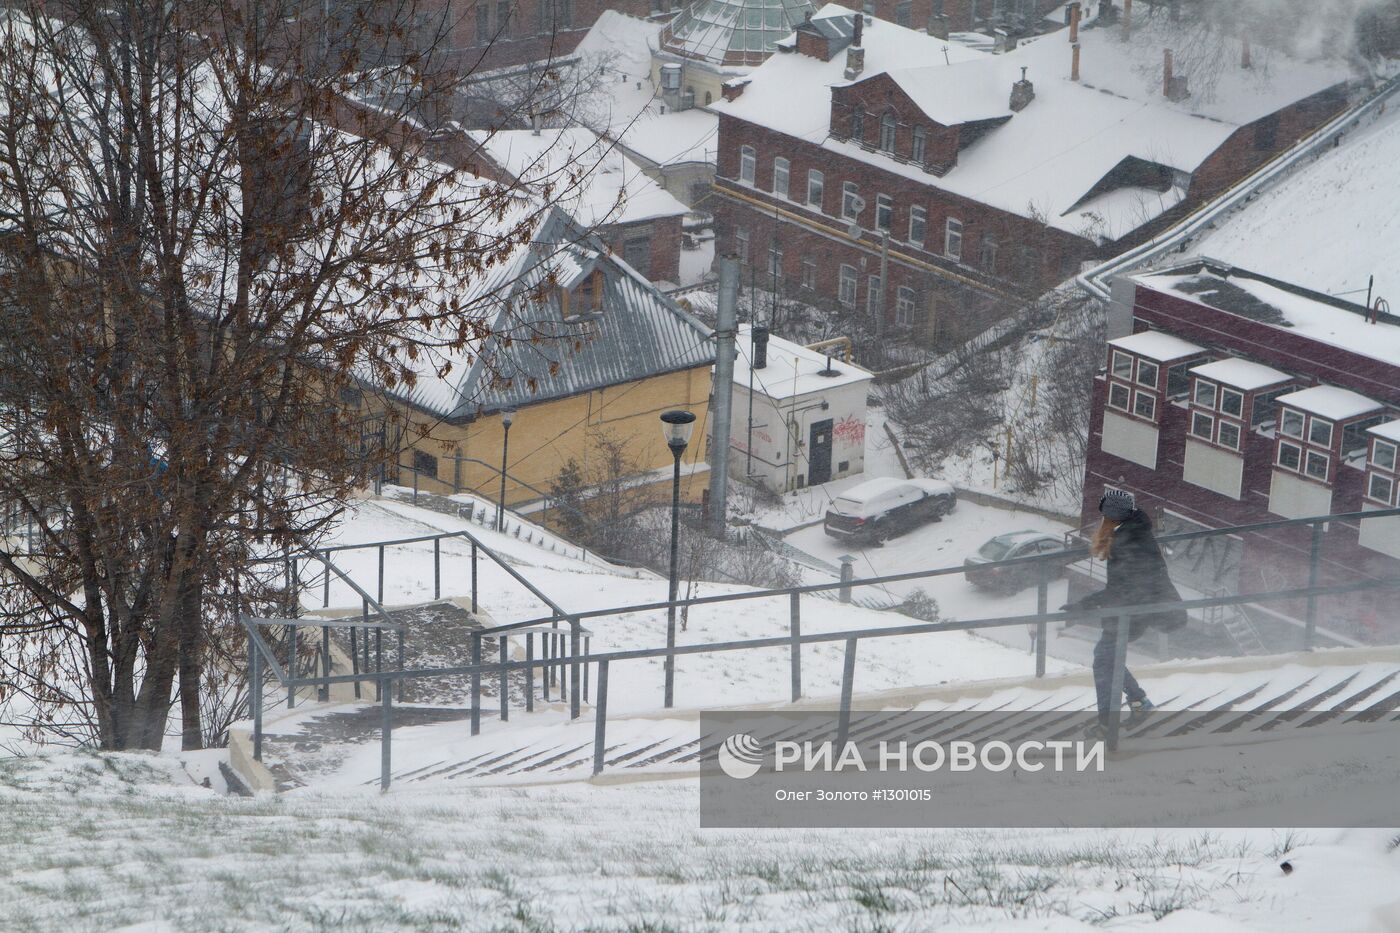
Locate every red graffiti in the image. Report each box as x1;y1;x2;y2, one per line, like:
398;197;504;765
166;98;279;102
833;416;865;446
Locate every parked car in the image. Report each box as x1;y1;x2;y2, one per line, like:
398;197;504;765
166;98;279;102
963;531;1070;592
823;477;956;544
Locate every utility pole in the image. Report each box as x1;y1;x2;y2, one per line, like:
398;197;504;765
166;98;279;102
877;230;889;350
708;256;740;538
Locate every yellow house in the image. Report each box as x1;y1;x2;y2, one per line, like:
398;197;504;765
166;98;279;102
367;205;716;511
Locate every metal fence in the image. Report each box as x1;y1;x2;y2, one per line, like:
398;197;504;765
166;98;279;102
242;504;1400;790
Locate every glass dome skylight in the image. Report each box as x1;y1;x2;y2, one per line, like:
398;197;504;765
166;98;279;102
659;0;816;68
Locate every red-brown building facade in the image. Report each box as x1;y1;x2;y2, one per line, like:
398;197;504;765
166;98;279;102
1081;262;1400;650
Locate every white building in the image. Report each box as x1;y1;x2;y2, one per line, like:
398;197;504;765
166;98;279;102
729;324;873;492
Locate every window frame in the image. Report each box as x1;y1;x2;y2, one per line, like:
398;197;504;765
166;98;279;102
838;264;857;308
807;169;824;209
1369;471;1395;505
1304;449;1330;482
772;157;790;198
875;194;893;232
1277;440;1303;471
944;217;963;261
800;256;817;290
1194;379;1217;409
908;205;926;246
866;274;882;316
1111;350;1133;380
850;107;865;141
1135;359;1159;390
1107;382;1131;411
1220;387;1244;418
1280;408;1305;439
1190;411;1214;440
1308;416;1333;449
738;145;756;185
735;227;749;263
1132;390;1156;422
879;112;897;153
1217;420;1242;451
911;125;927;163
1373;438;1397;472
841;181;861;220
895;286;916;326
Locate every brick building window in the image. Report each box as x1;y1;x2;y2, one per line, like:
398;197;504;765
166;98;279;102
912;125;927;164
1190;411;1213;440
623;233;650;273
1133;391;1156;421
496;0;510;35
739;145;755;185
841;182;860;220
980;235;998;274
875;194;892;231
1217;421;1242;451
850;107;865;141
1370;471;1395;505
879;112;897;153
908;206;926;246
1368;433;1398;505
807;169;824;209
476;5;490;42
895;286;916;326
944;217;963;261
772;157;789;198
1107;382;1130;411
767;244;783;280
735;227;749;263
801;256;816;290
895;0;911;25
838;265;857;308
866;275;883;317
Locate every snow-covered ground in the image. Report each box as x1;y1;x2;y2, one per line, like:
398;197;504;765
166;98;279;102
313;494;1074;715
4;750;1399;932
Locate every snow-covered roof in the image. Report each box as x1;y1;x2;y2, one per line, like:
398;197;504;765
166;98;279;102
711;7;1352;241
732;323;872;399
1276;385;1382;422
1141;265;1400;370
1107;330;1205;362
659;0;816;69
1189;358;1291;392
1183;103;1400;300
574;12;719;169
470;128;689;228
1367;420;1400;445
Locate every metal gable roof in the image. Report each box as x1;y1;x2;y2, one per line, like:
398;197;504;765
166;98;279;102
449;215;715;419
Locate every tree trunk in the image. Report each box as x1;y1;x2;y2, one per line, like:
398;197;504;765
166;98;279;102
179;578;205;750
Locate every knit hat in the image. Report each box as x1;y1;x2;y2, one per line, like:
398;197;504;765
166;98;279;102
1099;488;1136;520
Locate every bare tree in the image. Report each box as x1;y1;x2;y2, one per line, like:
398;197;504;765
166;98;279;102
0;0;577;750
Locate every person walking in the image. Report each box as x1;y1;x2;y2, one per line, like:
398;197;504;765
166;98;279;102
1067;489;1187;740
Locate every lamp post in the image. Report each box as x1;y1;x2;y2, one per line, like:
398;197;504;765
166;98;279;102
497;408;515;532
660;409;696;708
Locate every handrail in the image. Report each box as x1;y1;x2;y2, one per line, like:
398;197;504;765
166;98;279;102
482;504;1400;633
278;575;1400;691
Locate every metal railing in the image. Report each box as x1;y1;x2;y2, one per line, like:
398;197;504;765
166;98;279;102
245;505;1400;790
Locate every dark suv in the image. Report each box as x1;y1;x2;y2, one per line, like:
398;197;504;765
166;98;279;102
823;477;957;544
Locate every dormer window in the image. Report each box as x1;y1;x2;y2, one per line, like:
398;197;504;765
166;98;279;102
879;112;897;153
562;268;604;318
912;125;927;164
850;108;865;141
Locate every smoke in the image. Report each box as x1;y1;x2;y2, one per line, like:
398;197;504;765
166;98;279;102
1126;0;1398;62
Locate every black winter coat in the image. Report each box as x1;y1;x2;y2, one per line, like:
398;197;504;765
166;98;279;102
1074;510;1188;641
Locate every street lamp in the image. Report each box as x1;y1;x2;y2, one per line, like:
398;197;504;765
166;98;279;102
660;409;696;708
497;408;515;532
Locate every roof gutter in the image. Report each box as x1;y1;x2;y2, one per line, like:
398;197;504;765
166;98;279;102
1076;73;1400;302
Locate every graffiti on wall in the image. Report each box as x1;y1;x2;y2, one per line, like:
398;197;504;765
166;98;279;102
833;416;866;448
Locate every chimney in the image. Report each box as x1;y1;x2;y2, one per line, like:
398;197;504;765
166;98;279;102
851;12;863;48
1069;2;1080;43
844;44;865;80
929;12;949;39
1071;42;1080;81
752;326;770;370
531;112;542;136
1009;66;1035;111
721;78;750;101
1241;37;1252;69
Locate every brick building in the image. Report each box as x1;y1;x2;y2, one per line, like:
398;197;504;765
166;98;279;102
709;4;1350;348
1082;261;1400;649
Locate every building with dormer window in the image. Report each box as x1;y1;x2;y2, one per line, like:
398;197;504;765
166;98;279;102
710;3;1351;348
